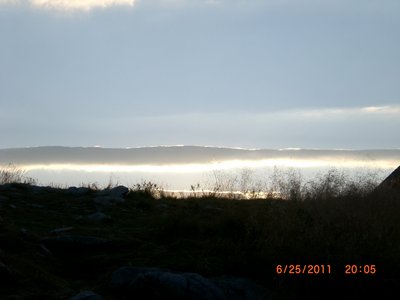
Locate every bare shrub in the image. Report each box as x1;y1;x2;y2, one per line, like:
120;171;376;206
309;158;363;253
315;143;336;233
0;164;37;185
132;180;165;199
270;167;303;201
206;169;265;199
302;168;381;201
303;168;348;200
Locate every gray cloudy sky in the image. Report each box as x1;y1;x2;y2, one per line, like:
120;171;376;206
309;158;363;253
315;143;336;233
1;0;399;149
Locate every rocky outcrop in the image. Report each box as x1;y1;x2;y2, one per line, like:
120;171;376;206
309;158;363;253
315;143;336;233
85;211;112;223
109;266;270;300
66;187;91;196
94;185;130;206
110;266;226;300
97;186;129;198
211;276;271;300
70;290;105;300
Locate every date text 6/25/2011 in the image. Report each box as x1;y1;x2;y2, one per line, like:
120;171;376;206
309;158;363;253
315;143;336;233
275;264;377;275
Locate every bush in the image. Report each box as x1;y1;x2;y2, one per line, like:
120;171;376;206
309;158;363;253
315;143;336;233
0;164;37;185
303;168;382;201
205;167;383;201
131;180;166;199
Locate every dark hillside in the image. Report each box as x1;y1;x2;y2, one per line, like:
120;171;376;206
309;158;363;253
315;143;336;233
0;179;399;299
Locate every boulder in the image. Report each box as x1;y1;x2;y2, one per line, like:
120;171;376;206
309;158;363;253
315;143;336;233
70;290;104;300
50;227;74;234
98;185;129;198
110;266;226;300
85;211;112;223
211;276;270;300
67;187;91;196
93;186;129;205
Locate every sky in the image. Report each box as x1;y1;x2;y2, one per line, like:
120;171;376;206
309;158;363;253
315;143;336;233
1;0;400;150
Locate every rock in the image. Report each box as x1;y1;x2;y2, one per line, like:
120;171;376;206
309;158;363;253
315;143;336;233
92;186;129;205
98;185;129;198
50;227;74;234
211;276;271;300
94;196;125;206
70;290;104;300
110;266;226;300
67;187;90;196
85;212;112;223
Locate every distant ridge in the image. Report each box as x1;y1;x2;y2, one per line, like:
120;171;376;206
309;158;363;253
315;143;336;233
1;146;400;166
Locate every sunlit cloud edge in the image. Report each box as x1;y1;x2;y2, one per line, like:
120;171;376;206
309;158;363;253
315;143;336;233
18;158;399;173
0;0;135;11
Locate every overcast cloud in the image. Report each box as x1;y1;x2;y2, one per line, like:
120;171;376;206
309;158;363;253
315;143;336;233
0;0;399;149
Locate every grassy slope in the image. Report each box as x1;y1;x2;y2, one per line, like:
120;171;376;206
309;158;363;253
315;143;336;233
0;184;400;299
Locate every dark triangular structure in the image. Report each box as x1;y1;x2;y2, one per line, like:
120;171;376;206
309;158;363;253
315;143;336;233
378;165;400;190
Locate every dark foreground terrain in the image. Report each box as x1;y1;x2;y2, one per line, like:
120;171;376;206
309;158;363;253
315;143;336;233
0;183;399;299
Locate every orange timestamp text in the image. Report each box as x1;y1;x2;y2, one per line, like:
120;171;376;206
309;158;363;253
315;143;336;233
276;264;331;275
275;264;377;275
344;264;376;275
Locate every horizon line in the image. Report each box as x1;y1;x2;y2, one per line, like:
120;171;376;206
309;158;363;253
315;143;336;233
1;145;400;152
